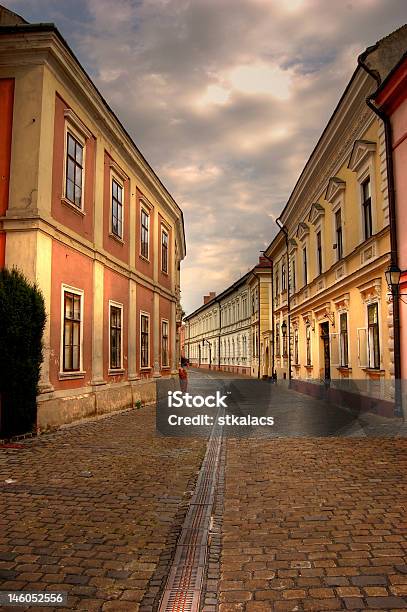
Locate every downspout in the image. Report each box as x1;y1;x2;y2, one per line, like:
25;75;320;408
252;270;261;379
358;52;402;392
275;221;292;381
261;252;275;377
215;298;222;371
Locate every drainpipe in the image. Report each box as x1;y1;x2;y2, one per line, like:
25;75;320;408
275;220;292;381
358;51;402;409
260;251;275;377
251;270;262;379
215;298;222;371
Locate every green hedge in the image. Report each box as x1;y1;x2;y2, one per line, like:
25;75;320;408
0;268;46;437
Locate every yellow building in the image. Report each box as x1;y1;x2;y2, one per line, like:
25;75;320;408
263;28;407;400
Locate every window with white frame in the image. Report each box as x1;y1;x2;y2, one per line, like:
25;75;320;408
367;303;380;369
316;231;322;276
362;177;373;240
161;228;169;273
111;178;123;239
335;209;343;260
109;302;123;370
140;312;150;368
303;247;308;286
306;325;312;366
140;208;150;259
65;132;84;208
62;287;83;372
294;328;299;364
161;319;169;367
282;263;286;291
339;312;349;367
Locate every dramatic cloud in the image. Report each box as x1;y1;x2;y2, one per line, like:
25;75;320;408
5;0;406;312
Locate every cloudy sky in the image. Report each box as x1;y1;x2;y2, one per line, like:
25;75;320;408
5;0;406;313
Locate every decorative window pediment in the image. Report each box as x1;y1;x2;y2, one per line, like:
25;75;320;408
288;238;298;254
296;222;309;241
333;293;350;311
308;203;325;226
348;140;376;173
357;278;381;303
325;177;345;203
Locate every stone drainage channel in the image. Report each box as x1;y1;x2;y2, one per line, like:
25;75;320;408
158;408;225;612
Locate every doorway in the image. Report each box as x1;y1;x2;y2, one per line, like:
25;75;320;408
320;322;330;380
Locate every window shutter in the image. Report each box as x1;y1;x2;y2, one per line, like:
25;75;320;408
357;327;368;368
330;332;339;367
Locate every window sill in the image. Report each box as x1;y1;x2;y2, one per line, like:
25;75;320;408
304;365;313;369
108;368;125;376
61;197;85;216
161;270;169;276
161;365;170;370
59;371;86;380
139;254;150;264
337;366;352;372
362;368;385;374
109;232;124;245
140;366;151;371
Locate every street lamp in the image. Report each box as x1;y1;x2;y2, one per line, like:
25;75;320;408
385;263;401;295
202;338;212;369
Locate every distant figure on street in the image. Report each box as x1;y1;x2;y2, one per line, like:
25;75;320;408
179;365;188;392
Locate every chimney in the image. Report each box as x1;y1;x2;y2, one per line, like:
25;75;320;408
257;256;271;267
203;291;216;304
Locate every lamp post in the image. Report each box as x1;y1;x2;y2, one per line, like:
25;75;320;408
202;338;212;370
385;263;403;418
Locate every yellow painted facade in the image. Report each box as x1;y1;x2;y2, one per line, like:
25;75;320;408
263;67;394;389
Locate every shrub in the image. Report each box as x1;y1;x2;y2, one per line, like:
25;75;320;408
0;267;46;437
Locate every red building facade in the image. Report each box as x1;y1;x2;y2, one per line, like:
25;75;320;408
0;9;185;430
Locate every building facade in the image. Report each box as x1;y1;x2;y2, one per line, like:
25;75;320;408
184;258;271;377
0;9;185;430
262;28;407;396
374;54;407;380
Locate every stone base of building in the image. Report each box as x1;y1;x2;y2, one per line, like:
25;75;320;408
188;363;251;376
36;378;159;432
290;378;396;418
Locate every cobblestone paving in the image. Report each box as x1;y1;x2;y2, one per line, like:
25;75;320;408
220;437;407;611
0;407;206;611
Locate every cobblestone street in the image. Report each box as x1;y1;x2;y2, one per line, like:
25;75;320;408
0;408;206;611
1;374;407;611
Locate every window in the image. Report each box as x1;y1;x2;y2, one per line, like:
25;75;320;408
65;132;83;208
161;228;169;273
162;320;169;367
282;323;287;357
340;312;348;367
316;231;322;275
140;313;150;368
275;323;280;356
141;209;149;259
362;177;373;240
294;329;299;364
335;209;343;260
275;268;279;296
63;290;81;371
111;179;123;239
306;325;311;366
282;263;286;291
291;257;296;292
109;303;122;369
367;303;380;369
303;247;308;286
